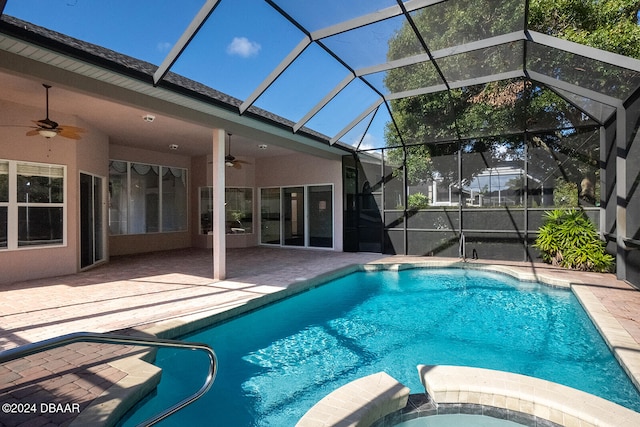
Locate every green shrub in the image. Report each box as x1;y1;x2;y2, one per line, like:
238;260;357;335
408;192;429;209
533;209;614;272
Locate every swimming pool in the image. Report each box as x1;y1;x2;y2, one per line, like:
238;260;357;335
119;267;640;426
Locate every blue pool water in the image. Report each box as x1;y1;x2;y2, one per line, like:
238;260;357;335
120;268;640;426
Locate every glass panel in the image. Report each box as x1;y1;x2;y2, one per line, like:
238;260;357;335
463;208;525;231
108;161;128;235
419;142;460;209
385;211;404;229
406;209;459;230
162;167;188;232
527;128;600;208
18;207;63;247
340;105;394;150
261;188;281;245
4;0;203;66
455;79;527;138
524;208;599;234
626;94;640;242
308;185;333;248
464;232;525;261
461;136;525;208
407;230;459;257
406;144;439;211
226;188;253;234
0;161;7;202
272;0;399;32
384;229;404;254
526;83;598;132
80;173;94;268
170;0;302;101
527;42;640;101
389;92;458;144
321;15;418;69
356;151;384;252
438;42;524;84
551;87;616;125
372;60;443;96
411;0;525;51
200;187;213;235
17;163;64;203
254;44;348;123
94;176;104;263
283;187;304;246
130;163;159;234
306;78;382;138
0;207;6;249
383;148;404;210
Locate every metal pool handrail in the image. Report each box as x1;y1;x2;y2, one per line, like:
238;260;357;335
0;331;218;427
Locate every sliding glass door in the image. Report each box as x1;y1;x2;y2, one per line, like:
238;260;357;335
308;185;333;248
283;187;304;246
260;188;281;244
260;185;333;248
80;172;105;269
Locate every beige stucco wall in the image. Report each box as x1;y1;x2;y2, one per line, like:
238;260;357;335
256;152;344;251
193;150;344;251
0;99;108;284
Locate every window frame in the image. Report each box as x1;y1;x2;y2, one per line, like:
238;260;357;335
109;159;188;235
0;159;67;251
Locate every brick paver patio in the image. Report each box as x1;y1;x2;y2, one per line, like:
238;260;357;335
1;248;639;426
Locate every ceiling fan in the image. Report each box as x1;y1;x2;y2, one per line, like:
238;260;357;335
225;133;250;168
26;84;86;140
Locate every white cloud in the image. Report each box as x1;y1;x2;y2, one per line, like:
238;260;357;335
355;133;379;151
226;37;261;58
156;41;172;53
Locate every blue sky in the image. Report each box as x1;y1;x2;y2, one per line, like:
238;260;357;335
3;0;398;150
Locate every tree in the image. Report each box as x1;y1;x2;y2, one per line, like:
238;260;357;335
383;0;639;200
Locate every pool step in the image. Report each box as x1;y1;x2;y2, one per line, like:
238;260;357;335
296;371;409;427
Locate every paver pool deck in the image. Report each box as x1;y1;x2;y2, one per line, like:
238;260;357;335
1;247;639;426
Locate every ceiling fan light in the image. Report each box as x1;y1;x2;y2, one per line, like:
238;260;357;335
225;161;235;167
38;129;58;138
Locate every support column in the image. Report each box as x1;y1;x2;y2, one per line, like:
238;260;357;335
616;106;627;280
212;129;226;280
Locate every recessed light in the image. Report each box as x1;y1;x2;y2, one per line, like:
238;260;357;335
258;144;268;149
169;144;179;150
142;114;155;123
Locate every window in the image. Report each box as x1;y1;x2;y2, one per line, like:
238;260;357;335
0;160;66;250
198;187;253;235
225;188;253;234
109;160;187;235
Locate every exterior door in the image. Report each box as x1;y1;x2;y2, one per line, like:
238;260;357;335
80;172;105;269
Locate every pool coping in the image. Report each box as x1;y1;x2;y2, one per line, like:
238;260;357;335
416;365;640;427
80;259;640;426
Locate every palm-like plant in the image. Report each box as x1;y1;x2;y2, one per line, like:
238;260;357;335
533;209;614;272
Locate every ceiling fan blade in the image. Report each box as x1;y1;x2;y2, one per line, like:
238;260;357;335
58;130;82;140
58;125;85;133
232;161;242;169
58;125;85;139
26;129;41;136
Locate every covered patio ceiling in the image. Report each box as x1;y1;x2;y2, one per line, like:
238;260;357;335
2;0;640;153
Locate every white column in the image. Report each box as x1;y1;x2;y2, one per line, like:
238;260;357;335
212;129;226;280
